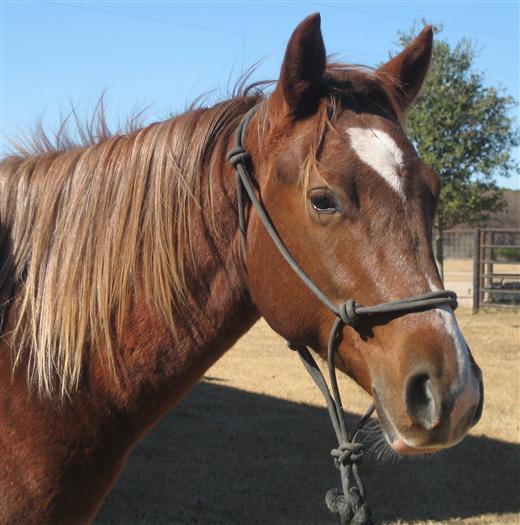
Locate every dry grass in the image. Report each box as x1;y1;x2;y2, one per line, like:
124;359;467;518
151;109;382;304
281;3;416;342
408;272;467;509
445;259;520;275
97;309;519;525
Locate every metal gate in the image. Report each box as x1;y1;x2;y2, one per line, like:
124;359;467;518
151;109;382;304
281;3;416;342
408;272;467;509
473;228;520;312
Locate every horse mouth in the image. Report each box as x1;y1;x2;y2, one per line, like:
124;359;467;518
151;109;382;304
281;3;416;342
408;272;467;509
373;390;443;456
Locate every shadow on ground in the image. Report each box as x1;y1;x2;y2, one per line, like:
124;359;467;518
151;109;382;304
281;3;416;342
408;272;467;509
96;379;520;524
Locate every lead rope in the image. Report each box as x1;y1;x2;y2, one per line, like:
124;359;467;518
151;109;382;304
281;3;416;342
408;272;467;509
227;105;458;525
288;321;375;525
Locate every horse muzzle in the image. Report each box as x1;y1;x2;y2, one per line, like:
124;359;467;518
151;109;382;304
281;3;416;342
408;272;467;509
373;354;484;455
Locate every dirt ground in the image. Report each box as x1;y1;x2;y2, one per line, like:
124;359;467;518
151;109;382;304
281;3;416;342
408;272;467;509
96;309;519;525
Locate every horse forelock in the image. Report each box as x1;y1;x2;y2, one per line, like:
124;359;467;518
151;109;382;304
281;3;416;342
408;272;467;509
299;63;404;200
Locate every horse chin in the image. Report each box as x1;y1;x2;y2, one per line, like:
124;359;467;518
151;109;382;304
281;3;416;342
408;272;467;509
389;438;442;456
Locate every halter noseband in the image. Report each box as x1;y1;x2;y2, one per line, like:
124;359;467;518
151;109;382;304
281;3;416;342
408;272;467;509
227;105;457;525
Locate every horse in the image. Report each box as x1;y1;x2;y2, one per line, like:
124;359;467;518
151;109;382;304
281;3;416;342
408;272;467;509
0;13;483;524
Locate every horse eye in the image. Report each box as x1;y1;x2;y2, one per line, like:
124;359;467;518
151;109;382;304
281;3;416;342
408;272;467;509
309;191;338;214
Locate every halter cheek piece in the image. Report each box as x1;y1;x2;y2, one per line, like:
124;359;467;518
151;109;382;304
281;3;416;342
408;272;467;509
227;105;457;525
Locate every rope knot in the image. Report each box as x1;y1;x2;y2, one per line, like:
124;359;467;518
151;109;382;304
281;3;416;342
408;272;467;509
339;300;361;326
326;488;372;525
226;146;250;167
331;442;364;469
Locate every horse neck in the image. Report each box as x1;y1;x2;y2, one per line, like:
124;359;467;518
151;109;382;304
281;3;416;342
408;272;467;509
0;112;261;524
91;114;260;428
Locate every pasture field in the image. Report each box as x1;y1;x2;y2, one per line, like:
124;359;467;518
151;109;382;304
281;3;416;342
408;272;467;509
97;309;519;525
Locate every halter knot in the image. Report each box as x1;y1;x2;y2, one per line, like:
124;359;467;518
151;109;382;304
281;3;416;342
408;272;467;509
339;300;361;326
331;442;364;469
226;146;250;167
326;487;372;525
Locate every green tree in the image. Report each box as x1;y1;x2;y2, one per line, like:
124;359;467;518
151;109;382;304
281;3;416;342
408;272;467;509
397;26;519;277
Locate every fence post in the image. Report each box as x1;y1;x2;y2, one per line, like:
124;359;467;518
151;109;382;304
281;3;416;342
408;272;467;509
472;228;481;313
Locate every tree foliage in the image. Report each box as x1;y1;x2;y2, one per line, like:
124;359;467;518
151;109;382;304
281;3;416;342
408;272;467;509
397;26;519;231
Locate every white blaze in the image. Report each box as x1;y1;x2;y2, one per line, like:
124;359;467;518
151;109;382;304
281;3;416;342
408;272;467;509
427;276;477;398
347;127;404;196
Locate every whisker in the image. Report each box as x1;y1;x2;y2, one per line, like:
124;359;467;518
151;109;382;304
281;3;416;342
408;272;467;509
358;419;400;464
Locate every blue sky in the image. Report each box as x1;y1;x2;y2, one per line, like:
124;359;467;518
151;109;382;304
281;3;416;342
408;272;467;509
1;1;518;189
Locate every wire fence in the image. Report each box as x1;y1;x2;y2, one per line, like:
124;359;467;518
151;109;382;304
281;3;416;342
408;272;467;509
442;229;475;259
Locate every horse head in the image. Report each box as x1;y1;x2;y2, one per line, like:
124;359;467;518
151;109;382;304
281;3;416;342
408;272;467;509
244;14;483;455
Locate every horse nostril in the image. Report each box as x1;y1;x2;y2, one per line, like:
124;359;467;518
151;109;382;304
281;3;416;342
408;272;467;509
405;373;440;430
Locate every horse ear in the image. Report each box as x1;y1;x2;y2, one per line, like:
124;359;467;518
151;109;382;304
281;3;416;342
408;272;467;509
275;13;326;116
378;25;433;111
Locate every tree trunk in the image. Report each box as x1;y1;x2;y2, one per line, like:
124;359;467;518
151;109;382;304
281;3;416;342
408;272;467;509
435;228;445;283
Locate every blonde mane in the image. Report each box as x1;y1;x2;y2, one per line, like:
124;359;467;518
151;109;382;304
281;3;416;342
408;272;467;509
0;93;262;397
